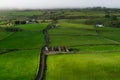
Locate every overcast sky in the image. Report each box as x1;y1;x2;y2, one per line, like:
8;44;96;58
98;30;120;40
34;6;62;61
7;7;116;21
0;0;120;9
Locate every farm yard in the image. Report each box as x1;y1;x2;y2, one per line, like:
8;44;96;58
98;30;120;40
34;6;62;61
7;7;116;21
0;8;120;80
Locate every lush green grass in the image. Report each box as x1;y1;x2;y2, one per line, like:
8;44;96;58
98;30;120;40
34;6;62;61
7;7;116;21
0;50;40;80
16;23;48;31
0;23;47;80
45;52;120;80
46;19;120;80
0;23;49;49
49;20;116;47
0;31;44;49
49;27;96;35
49;35;115;47
58;19;87;24
0;10;43;16
59;20;94;29
0;32;12;40
71;45;120;53
98;27;120;42
64;10;106;17
49;20;120;52
99;30;120;42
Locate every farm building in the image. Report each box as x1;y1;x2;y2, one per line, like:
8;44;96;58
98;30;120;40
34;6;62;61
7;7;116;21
96;24;104;27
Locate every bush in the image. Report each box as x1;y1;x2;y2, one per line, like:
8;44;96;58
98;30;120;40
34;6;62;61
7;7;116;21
14;21;26;25
5;27;23;32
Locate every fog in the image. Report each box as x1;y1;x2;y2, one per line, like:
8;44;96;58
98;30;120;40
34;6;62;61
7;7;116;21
0;0;120;9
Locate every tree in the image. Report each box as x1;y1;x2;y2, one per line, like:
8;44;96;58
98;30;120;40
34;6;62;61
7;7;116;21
104;14;110;18
111;15;118;20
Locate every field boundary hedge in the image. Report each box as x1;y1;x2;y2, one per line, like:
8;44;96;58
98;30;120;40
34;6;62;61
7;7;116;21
68;44;120;47
0;48;40;55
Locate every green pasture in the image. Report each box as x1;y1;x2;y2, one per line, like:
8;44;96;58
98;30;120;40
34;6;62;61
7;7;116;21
0;31;44;49
0;50;40;80
58;19;87;24
94;27;120;44
0;9;120;80
0;23;48;80
64;10;106;17
58;20;94;29
49;19;120;52
0;23;49;49
70;45;120;53
0;32;13;40
16;23;48;31
0;10;43;16
45;52;120;80
49;26;96;35
99;30;120;42
49;35;115;47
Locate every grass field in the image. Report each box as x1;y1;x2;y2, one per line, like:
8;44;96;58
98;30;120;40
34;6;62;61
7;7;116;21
49;35;115;47
71;45;120;52
0;10;43;16
45;19;120;80
59;20;94;29
0;31;44;49
0;32;13;40
0;23;48;80
0;23;49;49
16;23;48;31
0;50;40;80
45;52;120;80
49;27;96;35
98;28;120;42
49;19;120;52
0;9;120;80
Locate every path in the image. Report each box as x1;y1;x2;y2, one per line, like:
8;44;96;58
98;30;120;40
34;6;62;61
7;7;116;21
35;25;50;80
35;23;69;80
0;48;40;55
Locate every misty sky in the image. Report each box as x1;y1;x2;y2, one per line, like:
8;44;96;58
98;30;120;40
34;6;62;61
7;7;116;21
0;0;120;9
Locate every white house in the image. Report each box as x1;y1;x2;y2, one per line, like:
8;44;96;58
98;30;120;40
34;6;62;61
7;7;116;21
96;24;104;27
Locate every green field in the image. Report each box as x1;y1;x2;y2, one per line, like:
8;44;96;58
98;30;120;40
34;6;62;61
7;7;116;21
0;9;120;80
70;45;120;53
45;52;120;80
59;20;94;29
45;19;120;80
48;19;120;52
0;32;13;40
49;35;116;46
99;29;120;42
0;31;44;49
16;23;48;31
0;10;43;16
0;23;49;49
0;23;48;80
0;50;39;80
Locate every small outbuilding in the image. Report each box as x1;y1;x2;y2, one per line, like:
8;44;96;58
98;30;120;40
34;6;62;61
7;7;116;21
96;24;104;27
